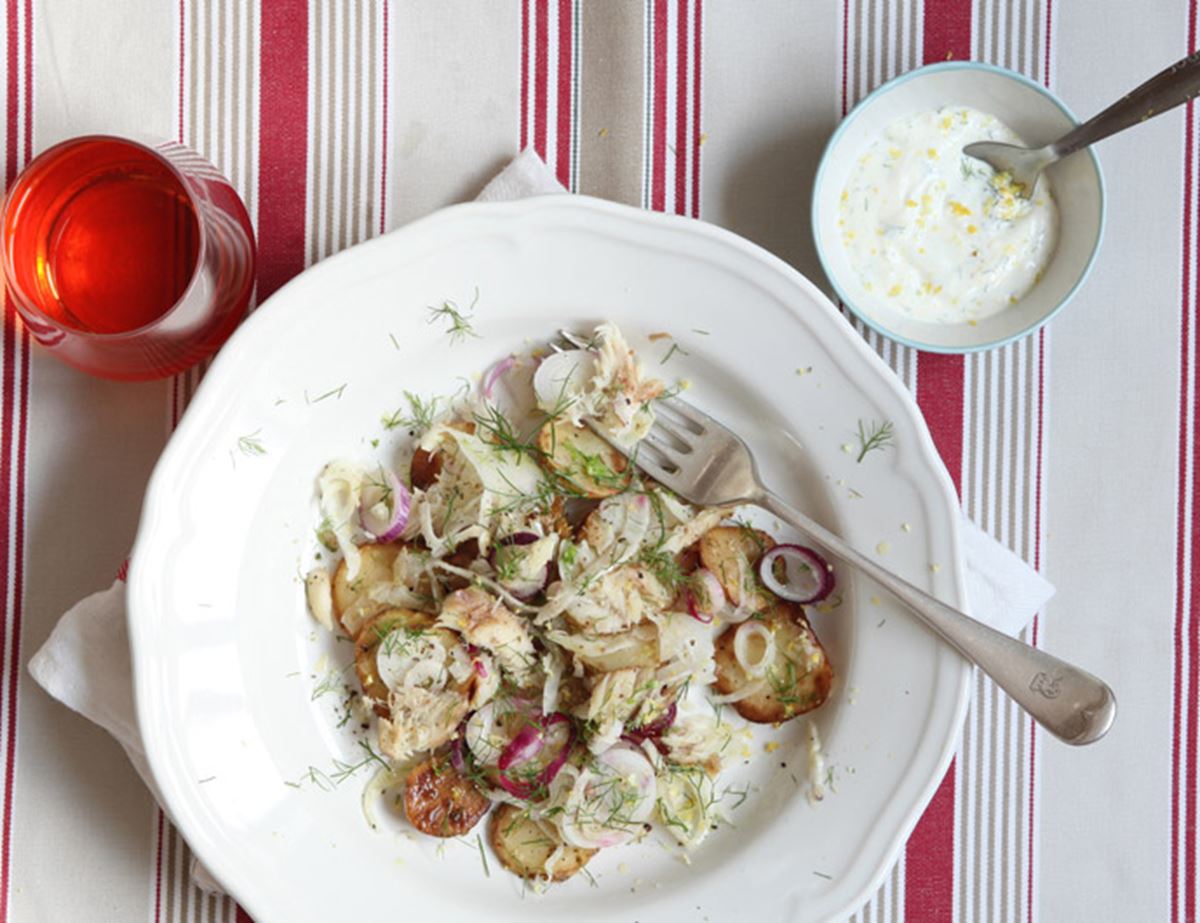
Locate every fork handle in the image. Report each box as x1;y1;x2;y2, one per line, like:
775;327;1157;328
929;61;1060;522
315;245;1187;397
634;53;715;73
757;491;1116;745
1053;49;1200;160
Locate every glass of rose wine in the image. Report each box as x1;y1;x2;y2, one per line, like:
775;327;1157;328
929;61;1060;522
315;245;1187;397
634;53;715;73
2;135;255;380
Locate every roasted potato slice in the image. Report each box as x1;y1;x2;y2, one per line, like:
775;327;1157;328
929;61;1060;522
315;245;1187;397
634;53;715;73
536;420;631;499
699;525;777;615
353;608;438;716
489;803;596;881
403;757;491;837
712;604;833;723
332;543;402;636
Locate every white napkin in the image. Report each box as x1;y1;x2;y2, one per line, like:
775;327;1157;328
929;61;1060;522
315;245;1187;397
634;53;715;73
28;150;1054;896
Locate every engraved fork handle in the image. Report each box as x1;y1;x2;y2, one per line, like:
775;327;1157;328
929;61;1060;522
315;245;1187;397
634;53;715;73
757;490;1117;745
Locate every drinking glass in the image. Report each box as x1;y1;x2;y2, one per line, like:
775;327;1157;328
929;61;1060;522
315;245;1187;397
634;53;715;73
2;135;255;380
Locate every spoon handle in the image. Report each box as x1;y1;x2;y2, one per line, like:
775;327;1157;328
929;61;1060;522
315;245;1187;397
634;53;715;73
1054;50;1200;159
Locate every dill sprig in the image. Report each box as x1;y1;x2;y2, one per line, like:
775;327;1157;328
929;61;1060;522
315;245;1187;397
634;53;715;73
638;546;686;594
473;403;542;460
564;442;626;488
475;833;490;877
427;290;480;344
310;664;350;701
382;391;440;432
854;419;894;463
236;429;266;457
660;341;689;365
306;383;347;405
287;740;388;792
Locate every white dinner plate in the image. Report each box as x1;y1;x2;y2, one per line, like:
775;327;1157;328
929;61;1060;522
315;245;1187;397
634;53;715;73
129;195;969;923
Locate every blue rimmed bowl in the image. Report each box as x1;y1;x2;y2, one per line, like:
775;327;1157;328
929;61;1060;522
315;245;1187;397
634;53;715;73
812;61;1104;353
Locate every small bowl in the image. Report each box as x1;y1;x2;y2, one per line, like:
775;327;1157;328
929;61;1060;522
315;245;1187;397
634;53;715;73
812;62;1104;353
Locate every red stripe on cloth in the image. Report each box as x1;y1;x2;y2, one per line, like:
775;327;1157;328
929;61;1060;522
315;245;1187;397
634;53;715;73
650;0;667;212
1042;0;1053;87
674;0;688;216
4;0;14;187
555;0;572;187
153;809;165;923
379;0;389;234
915;356;965;493
690;0;702;219
0;1;28;917
905;767;957;922
1186;32;1200;923
21;0;28;165
904;4;971;921
840;0;850;116
533;0;548;161
256;0;309;302
0;319;15;923
1176;12;1198;923
236;907;253;923
520;0;529;150
923;0;972;62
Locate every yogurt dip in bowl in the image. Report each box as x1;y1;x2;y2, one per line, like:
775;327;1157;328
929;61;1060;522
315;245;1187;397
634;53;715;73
813;62;1103;353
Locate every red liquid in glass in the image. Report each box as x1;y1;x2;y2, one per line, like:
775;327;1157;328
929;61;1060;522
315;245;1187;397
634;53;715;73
3;136;255;380
8;139;200;334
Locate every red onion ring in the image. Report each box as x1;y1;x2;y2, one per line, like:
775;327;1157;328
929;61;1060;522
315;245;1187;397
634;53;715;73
449;728;467;773
495;713;574;798
481;355;517;400
685;591;713;624
498;723;546;772
758;543;835;604
623;702;677;744
359;468;410;542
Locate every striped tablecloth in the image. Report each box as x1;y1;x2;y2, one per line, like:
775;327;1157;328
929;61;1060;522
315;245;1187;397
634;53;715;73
2;2;1193;921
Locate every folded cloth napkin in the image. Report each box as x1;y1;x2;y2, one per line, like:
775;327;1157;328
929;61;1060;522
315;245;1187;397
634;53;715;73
28;149;1054;896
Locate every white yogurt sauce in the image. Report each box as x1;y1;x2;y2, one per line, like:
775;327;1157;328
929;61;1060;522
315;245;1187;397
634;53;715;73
838;106;1057;324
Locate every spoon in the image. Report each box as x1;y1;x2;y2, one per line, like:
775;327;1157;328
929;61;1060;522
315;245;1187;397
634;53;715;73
964;50;1200;197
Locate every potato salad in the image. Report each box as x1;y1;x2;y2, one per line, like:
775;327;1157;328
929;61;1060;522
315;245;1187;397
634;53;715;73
304;323;835;884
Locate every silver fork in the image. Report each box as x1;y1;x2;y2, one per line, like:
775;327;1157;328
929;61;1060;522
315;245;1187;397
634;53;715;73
557;331;1116;745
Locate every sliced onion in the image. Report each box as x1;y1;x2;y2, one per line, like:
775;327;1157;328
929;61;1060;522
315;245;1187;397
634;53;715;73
537;718;574;788
558;745;657;849
532;348;597;413
758;543;835;604
359;467;411;542
498;723;547;771
733;621;776;678
623;701;677;745
495;713;575;799
685;591;713;624
677;568;725;623
450;733;467;773
482;355;517;400
691;569;727;614
465;702;505;766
